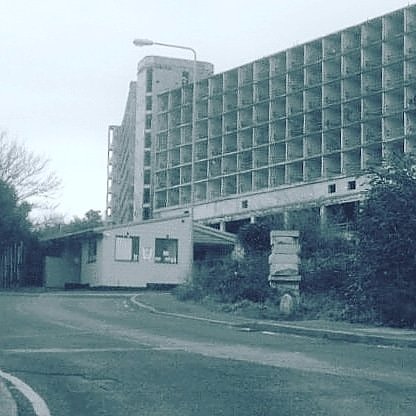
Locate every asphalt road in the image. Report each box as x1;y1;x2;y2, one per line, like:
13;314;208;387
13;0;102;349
0;292;415;415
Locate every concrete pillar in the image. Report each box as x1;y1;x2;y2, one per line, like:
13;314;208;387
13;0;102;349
268;230;301;314
283;211;290;230
219;221;226;232
320;205;327;227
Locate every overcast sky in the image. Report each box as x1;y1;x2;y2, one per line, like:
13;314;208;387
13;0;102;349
0;0;413;220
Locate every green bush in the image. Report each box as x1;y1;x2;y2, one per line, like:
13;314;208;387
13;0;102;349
189;253;273;303
173;280;205;302
300;225;356;295
0;180;31;250
351;154;416;326
237;222;271;253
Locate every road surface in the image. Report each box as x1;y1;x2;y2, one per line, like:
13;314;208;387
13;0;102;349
0;292;415;415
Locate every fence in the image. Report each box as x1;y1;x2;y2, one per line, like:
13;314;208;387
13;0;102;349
0;242;24;288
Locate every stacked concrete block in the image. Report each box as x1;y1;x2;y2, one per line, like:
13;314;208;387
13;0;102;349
268;230;301;301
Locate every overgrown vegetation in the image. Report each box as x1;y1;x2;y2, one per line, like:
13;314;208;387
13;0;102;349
0;180;32;251
37;209;103;237
175;154;416;328
0;179;43;287
349;154;416;326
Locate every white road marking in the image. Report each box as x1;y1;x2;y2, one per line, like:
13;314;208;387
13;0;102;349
261;331;279;336
130;294;234;326
4;347;148;354
0;369;51;416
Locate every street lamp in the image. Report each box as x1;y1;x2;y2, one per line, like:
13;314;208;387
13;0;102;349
133;38;197;220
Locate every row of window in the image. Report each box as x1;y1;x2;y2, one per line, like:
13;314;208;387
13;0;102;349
87;237;178;264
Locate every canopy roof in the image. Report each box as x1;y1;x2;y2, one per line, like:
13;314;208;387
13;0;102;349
192;223;236;246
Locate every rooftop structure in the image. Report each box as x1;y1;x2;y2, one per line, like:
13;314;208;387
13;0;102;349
106;56;214;224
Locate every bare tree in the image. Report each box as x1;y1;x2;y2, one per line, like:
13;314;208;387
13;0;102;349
0;131;61;206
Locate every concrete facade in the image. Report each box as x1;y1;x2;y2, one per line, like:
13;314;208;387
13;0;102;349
107;82;137;224
42;216;235;289
107;56;214;224
108;5;416;232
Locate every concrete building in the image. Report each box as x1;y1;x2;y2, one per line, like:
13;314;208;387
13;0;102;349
107;56;214;224
108;5;416;232
41;215;235;289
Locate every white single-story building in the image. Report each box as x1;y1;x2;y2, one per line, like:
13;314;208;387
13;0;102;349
41;215;236;289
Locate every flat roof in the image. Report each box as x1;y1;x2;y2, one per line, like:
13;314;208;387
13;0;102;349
40;216;236;247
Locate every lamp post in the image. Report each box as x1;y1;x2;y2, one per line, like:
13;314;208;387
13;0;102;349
133;38;197;220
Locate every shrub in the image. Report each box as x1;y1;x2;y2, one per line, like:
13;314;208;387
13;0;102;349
351;154;416;326
300;225;356;295
189;253;273;303
238;222;271;253
173;280;204;302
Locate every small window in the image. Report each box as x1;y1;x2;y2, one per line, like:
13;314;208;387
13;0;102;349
142;207;151;220
145;133;152;148
241;199;248;209
87;239;97;263
328;184;336;194
155;238;178;264
145;115;152;130
347;180;356;190
144;151;151;167
144;169;151;185
146;69;153;93
143;188;151;204
182;71;189;85
145;95;152;111
115;236;140;262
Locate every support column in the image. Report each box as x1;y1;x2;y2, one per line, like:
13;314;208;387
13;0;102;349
268;230;301;314
219;221;226;232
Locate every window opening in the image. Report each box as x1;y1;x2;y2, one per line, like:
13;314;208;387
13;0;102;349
145;115;152;130
145;133;152;148
347;180;356;190
182;71;190;85
146;69;153;93
115;235;140;262
87;239;97;263
146;95;152;111
155;238;178;264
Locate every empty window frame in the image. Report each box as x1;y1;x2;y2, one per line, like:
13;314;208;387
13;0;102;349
115;235;140;262
87;239;97;263
144;151;151;167
145;95;152;111
143;188;151;204
144;169;151;185
182;71;190;85
347;180;356;190
154;238;178;264
145;115;152;130
328;183;336;193
146;69;153;93
142;207;151;220
145;132;152;148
